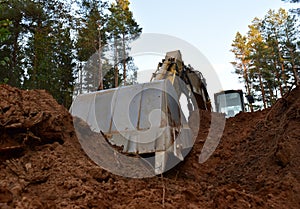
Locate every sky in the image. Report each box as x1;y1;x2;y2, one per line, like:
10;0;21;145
126;0;294;94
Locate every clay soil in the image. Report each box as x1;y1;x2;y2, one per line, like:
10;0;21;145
0;84;299;209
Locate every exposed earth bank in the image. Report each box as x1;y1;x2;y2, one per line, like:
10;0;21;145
0;84;299;208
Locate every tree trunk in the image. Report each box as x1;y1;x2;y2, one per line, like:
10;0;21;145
258;69;267;109
267;82;275;106
242;62;253;112
274;61;283;97
79;63;83;94
114;37;119;88
97;24;103;91
122;33;127;86
33;21;42;89
280;62;288;93
292;65;300;86
275;36;287;94
289;48;300;86
12;23;19;78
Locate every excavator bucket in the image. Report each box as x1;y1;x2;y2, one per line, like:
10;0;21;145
70;50;209;175
70;79;195;174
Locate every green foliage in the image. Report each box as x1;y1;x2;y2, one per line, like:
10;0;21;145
281;0;300;15
0;19;11;81
231;8;300;110
22;0;75;107
0;0;25;87
0;19;11;42
107;0;142;86
0;0;142;106
75;0;142;93
75;0;109;92
0;0;75;107
76;0;108;61
107;0;142;40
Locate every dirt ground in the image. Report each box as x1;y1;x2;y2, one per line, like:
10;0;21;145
0;84;299;209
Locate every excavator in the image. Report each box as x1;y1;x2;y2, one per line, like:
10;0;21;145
70;50;211;175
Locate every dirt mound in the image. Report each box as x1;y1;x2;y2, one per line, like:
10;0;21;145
0;84;73;159
0;84;299;208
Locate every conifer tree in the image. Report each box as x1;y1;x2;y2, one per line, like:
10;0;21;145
76;0;108;92
107;0;142;86
231;8;299;109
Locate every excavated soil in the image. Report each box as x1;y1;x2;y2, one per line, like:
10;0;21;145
0;84;299;208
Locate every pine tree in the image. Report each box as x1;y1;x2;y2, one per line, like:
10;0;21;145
231;32;253;111
22;0;75;107
0;0;27;87
262;9;288;96
231;8;300;110
282;14;300;86
75;0;108;92
0;19;11;74
107;0;142;86
247;19;270;109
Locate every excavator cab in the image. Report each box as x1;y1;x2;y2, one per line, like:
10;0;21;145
214;90;245;118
